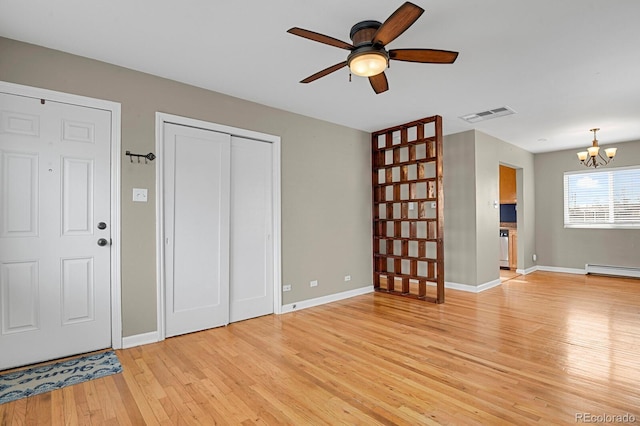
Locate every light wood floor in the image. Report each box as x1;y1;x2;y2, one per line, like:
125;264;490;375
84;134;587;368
2;271;639;425
499;269;521;282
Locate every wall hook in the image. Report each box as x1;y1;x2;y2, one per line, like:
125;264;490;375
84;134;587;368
126;151;156;164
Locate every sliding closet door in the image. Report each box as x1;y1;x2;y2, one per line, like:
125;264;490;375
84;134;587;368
229;137;273;322
164;123;230;337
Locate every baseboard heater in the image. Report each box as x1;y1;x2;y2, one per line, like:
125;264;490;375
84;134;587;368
585;264;640;279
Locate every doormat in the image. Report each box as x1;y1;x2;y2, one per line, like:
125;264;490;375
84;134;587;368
0;350;122;405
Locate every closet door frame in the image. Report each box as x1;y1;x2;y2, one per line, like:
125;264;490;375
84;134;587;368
155;112;282;341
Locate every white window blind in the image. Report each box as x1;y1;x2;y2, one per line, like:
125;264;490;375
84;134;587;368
564;166;640;228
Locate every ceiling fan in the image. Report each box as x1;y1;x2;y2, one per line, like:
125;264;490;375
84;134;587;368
287;2;459;94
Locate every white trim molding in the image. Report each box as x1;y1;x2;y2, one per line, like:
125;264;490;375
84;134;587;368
280;286;374;314
0;80;123;349
537;265;586;275
516;266;538;275
443;279;502;293
122;331;160;349
155;112;282;341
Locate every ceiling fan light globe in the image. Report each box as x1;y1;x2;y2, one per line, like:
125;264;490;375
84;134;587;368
349;53;387;77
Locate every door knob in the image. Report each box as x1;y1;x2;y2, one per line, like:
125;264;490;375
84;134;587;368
97;222;107;230
97;238;109;246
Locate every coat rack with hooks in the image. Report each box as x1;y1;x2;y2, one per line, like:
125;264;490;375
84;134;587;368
125;150;156;164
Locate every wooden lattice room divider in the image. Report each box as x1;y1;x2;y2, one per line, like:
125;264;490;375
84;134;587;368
372;116;444;303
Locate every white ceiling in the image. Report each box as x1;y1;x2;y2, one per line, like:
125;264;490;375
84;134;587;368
2;0;640;153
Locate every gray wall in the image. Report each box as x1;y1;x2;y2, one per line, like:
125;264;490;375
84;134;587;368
444;130;536;287
443;131;478;285
474;132;501;284
534;139;640;269
0;37;372;337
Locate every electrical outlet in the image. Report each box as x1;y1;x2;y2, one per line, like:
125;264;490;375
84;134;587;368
533;254;537;262
344;275;351;282
310;280;318;287
283;284;291;292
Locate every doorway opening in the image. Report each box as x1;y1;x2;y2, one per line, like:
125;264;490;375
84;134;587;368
498;164;521;282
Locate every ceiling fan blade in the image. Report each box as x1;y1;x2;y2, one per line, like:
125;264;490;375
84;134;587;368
389;48;459;64
369;72;389;94
287;27;354;50
372;2;424;46
300;61;348;83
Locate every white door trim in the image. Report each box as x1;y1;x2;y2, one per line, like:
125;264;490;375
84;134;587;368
155;112;282;341
0;80;123;350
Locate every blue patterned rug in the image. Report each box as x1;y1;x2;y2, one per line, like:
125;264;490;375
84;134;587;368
0;351;122;404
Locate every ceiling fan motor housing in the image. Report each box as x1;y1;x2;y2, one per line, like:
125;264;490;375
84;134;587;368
348;20;389;73
350;20;382;46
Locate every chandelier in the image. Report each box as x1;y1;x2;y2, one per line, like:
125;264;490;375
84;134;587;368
577;128;617;168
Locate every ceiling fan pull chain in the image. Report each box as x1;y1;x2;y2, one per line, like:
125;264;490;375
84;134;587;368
349;73;352;82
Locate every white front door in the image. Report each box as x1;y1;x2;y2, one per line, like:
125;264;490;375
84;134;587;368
230;136;273;322
0;93;112;370
163;123;231;337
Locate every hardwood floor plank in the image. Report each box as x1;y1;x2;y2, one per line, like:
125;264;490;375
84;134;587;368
115;351;163;425
1;271;639;424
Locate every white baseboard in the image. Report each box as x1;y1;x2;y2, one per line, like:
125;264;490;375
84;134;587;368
122;331;160;349
537;265;585;275
280;285;374;314
443;279;501;293
516;266;538;275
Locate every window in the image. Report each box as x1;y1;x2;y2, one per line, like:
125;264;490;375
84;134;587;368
564;166;640;228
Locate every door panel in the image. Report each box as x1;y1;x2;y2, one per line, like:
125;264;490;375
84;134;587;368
61;257;94;324
0;93;111;370
1;110;40;137
1;152;38;237
1;261;39;333
62;158;93;235
62;120;95;144
164;123;231;337
230;137;274;323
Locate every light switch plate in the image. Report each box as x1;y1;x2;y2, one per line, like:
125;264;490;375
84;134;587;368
133;188;148;202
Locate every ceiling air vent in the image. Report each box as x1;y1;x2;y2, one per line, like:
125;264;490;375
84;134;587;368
459;106;516;124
